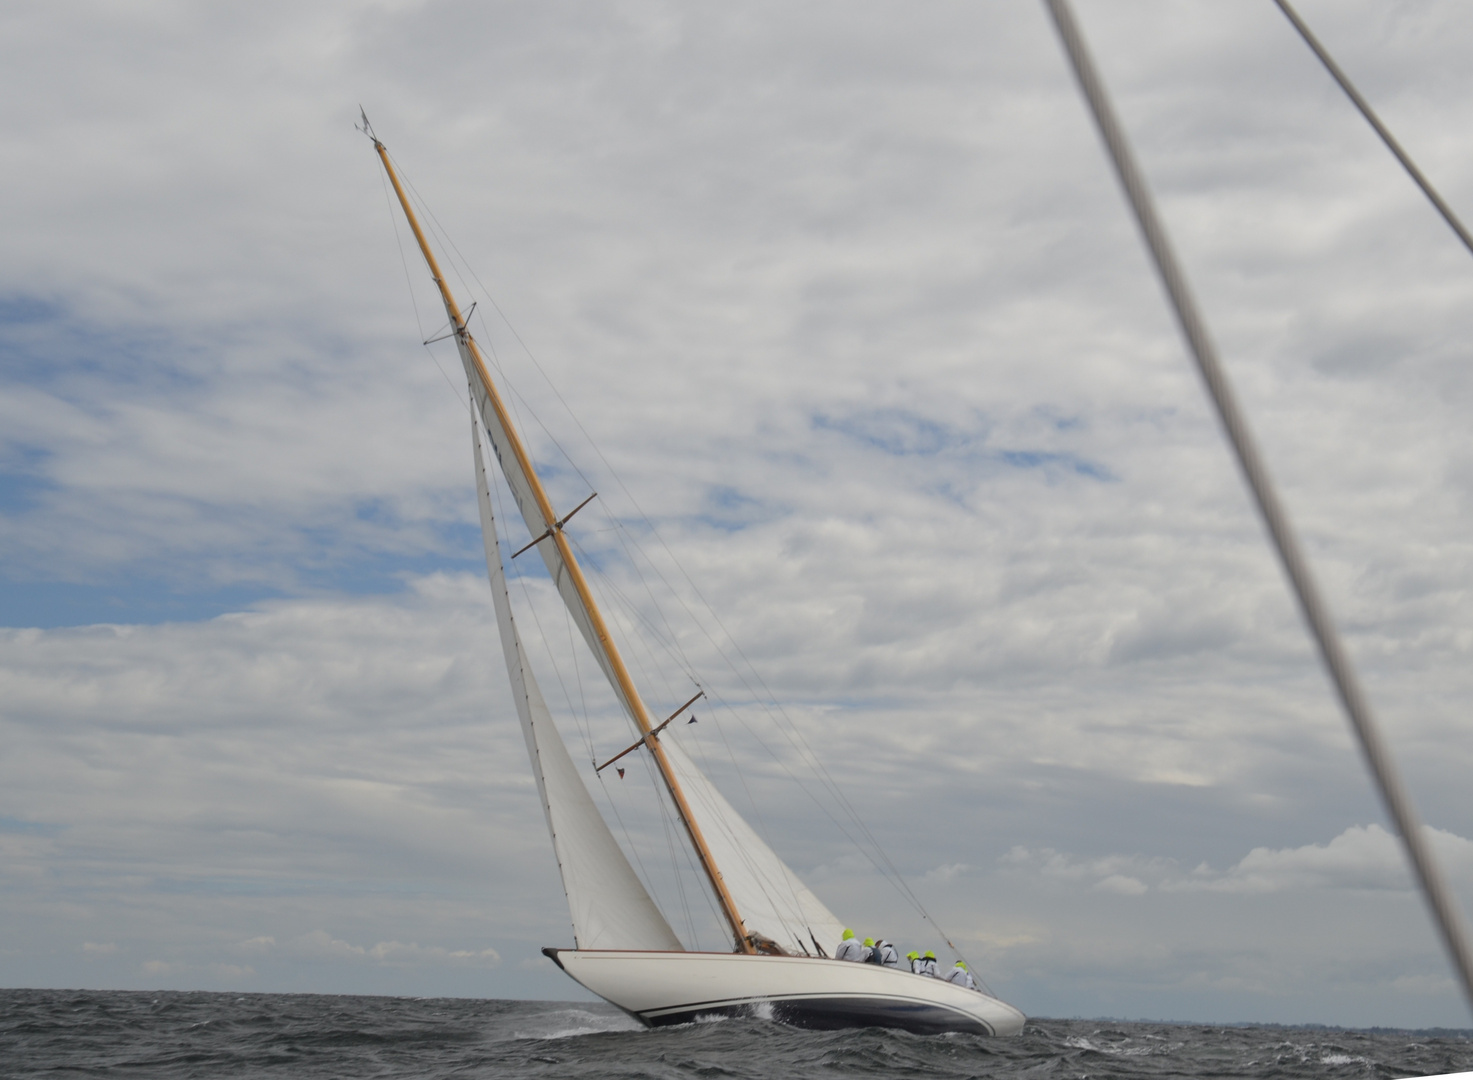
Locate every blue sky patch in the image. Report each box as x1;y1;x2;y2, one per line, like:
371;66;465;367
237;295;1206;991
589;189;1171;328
813;408;969;457
1000;449;1114;481
813;406;1113;481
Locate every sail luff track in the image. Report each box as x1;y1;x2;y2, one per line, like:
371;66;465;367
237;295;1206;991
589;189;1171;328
1044;0;1473;1016
371;137;755;954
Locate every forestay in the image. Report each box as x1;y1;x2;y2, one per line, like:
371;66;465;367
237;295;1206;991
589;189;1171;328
471;410;683;953
661;735;847;957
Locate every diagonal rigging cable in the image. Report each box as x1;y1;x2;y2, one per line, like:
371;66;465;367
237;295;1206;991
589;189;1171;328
1273;0;1473;261
1043;0;1473;1016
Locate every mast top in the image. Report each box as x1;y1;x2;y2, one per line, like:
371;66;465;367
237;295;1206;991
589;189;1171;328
355;105;380;146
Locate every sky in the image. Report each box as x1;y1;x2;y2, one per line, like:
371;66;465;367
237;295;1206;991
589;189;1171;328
2;0;1473;1028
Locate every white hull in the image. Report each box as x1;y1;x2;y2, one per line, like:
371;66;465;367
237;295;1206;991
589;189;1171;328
544;948;1027;1036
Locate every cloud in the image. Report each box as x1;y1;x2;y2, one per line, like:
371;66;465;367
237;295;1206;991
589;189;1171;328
1001;846;1179;893
1186;824;1473;895
1094;874;1149;896
1000;824;1473;897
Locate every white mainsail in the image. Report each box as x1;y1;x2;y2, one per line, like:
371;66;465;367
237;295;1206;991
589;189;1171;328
471;410;682;952
661;735;847;957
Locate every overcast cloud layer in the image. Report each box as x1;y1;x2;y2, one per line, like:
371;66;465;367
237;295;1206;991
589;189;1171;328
3;1;1473;1028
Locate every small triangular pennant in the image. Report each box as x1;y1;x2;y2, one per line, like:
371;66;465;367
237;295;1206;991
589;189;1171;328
616;767;625;779
688;714;698;724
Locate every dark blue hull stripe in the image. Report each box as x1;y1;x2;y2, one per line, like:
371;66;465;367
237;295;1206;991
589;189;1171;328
640;993;995;1036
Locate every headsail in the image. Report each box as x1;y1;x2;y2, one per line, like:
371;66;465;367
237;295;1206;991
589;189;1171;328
661;734;847;957
472;410;683;952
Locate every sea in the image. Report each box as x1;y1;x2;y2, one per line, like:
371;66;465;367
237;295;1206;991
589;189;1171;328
3;990;1472;1080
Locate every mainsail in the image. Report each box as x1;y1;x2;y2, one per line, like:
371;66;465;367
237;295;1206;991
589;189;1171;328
471;411;682;952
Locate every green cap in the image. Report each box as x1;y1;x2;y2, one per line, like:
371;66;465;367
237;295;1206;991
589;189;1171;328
863;937;874;947
924;950;936;959
956;961;968;970
842;928;854;940
906;951;919;960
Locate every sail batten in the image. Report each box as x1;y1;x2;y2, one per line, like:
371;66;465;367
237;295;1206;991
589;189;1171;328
471;411;682;952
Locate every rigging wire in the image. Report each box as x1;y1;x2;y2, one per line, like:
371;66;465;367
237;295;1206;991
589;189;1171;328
1044;0;1473;1016
695;696;816;946
377;166;468;410
566;530;862;944
568;504;955;951
387;153;601;494
641;737;702;946
581;505;969;958
1273;0;1473;261
564;531;819;942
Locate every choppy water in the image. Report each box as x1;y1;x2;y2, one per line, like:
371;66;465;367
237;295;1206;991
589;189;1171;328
3;989;1471;1079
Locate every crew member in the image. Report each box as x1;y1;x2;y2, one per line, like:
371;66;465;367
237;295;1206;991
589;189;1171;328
906;950;922;974
860;937;877;963
834;929;867;962
919;950;939;978
945;960;977;991
872;938;900;967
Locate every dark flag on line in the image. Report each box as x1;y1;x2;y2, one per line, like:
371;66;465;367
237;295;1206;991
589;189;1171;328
617;768;625;779
688;715;698;724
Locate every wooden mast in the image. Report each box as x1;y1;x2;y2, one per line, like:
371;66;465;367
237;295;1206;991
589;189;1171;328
370;136;757;954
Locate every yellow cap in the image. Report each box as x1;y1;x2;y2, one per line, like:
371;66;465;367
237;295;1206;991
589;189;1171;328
863;937;874;947
841;928;854;940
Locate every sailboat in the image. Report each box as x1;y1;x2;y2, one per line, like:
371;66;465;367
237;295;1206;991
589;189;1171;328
367;127;1026;1037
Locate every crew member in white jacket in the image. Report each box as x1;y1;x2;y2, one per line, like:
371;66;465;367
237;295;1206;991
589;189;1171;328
834;929;868;962
945;960;977;990
872;939;900;968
